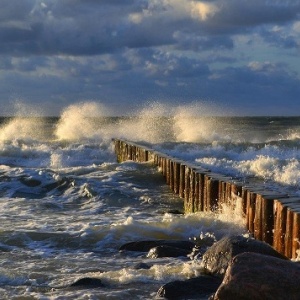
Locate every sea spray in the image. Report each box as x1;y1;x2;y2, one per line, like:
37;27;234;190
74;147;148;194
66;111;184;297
172;102;235;143
132;102;174;143
54;101;175;143
52;101;238;144
54;102;111;141
0;117;47;142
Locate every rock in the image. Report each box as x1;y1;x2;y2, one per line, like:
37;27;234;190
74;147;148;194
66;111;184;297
212;252;300;300
69;277;104;288
200;235;287;277
133;262;151;269
43;177;74;192
20;176;41;187
189;235;216;260
119;240;195;252
157;275;222;299
147;245;191;258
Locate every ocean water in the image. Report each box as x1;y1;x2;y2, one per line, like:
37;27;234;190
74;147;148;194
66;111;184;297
0;102;299;299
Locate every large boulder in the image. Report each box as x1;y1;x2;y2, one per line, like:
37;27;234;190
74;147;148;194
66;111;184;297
157;275;222;299
119;240;195;252
212;252;300;300
200;235;287;277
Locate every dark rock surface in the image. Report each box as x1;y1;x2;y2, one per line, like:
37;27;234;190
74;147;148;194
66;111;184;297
20;176;41;187
133;262;151;269
212;252;300;300
200;235;287;277
69;277;104;288
119;240;195;252
157;275;222;299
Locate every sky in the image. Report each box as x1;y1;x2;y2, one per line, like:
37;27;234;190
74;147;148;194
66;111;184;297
1;0;300;116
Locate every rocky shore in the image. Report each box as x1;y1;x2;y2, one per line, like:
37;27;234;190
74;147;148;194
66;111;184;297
120;235;300;299
33;234;300;299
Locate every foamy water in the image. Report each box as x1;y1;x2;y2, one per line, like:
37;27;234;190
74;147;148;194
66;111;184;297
0;102;299;299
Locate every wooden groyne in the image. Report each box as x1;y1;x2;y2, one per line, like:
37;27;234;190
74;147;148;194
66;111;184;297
114;139;300;259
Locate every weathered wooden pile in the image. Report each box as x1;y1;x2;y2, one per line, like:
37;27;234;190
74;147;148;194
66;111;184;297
114;139;300;259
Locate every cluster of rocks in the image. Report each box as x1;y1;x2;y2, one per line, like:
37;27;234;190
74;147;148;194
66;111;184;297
40;235;300;299
120;235;300;299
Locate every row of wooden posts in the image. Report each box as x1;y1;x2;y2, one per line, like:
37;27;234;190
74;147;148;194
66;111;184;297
114;139;300;259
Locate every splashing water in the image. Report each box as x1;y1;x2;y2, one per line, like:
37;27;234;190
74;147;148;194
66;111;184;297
54;102;111;141
116;102;174;143
172;102;233;143
0;117;47;143
0;100;245;145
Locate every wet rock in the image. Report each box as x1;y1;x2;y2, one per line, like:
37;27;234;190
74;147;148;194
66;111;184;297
133;262;151;270
212;252;300;300
20;176;41;187
189;235;216;260
119;240;195;252
157;275;222;299
147;245;191;258
200;235;287;277
43;177;74;192
69;277;104;288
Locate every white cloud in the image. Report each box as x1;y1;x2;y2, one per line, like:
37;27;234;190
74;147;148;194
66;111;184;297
293;21;300;33
190;1;219;21
128;12;143;24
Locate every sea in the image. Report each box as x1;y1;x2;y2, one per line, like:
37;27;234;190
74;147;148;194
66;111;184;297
1;102;300;299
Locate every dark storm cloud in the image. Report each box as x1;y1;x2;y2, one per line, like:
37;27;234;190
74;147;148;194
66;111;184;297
0;0;299;56
174;32;234;51
205;0;300;31
0;0;300;115
259;27;299;49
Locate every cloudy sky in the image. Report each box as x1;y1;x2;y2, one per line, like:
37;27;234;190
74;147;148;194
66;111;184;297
1;0;300;116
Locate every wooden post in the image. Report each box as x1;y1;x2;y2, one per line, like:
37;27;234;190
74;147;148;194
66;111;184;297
292;207;300;259
253;191;286;243
189;168;196;213
254;193;263;240
230;182;243;211
184;166;191;213
241;186;248;215
196;169;206;212
179;163;186;199
273;199;289;255
173;160;181;195
162;157;167;177
194;170;200;212
218;180;226;207
169;160;174;191
166;158;171;185
204;173;219;212
245;187;261;235
285;207;294;258
261;193;287;245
